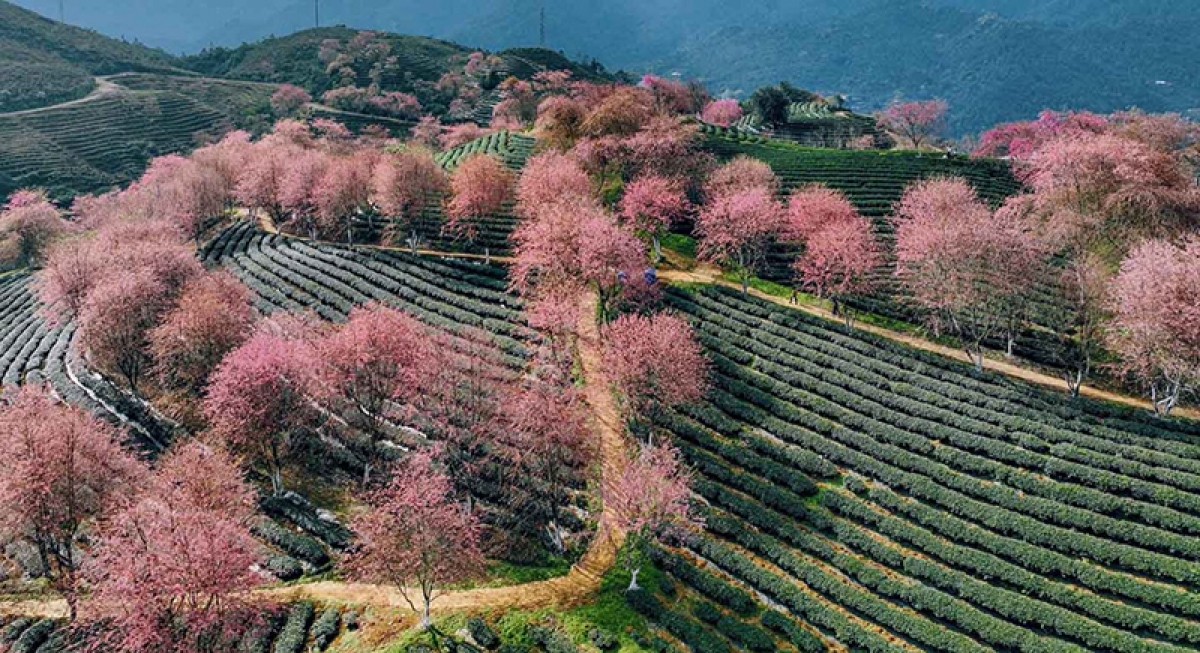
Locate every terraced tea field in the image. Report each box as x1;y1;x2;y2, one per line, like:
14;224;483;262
0;602;348;652
0;272;175;450
646;284;1200;653
204;223;590;560
700;125;1021;232
204;222;532;371
0;75;275;200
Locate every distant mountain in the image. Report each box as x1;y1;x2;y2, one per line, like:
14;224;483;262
7;0;1200;134
0;0;176;110
659;0;1200;133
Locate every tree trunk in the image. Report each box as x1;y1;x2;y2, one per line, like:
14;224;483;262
362;461;373;488
547;521;565;555
1065;369;1083;398
627;567;641;591
270;467;284;497
967;346;984;373
420;601;432;630
652;235;662;263
485;247;491;265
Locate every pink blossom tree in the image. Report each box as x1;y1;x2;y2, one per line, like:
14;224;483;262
271;84;312;117
704;156;779;200
235;139;298;221
878;99;948;149
445;154;513;260
581;87;655;138
36;235;107;319
639;75;704;115
372;148;448;251
499;380;593;554
203;329;317;495
0;189;69;268
1021;132;1200;251
785;185;882;324
695;186;786;293
439;122;488;150
410;115;444;149
535;95;588;149
515;151;593;219
893;178;1044;370
1107;237;1199;415
313;151;376;243
700;99;744;127
309;304;436;485
84;440;260;652
279;149;330;238
0;385;146;620
148;271;256;393
601;313;708;426
580;215;651;322
510;197;588;299
77;270;171;394
1044;253;1111;397
618;175;692;262
368;92;423;120
606;442;696;590
974;109;1109;160
345;449;484;629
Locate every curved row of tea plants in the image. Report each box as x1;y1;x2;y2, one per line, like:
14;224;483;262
204;222;531;374
0;272;174;450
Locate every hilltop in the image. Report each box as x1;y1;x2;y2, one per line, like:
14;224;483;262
181;28;612;100
0;1;177;112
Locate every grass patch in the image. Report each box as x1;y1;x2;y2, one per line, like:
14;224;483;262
489;565;664;652
659;233;697;261
455;559;574;590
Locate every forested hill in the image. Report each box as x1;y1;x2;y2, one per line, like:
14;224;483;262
12;0;1198;135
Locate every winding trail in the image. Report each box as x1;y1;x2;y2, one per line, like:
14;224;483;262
261;293;628;613
0;77;122;118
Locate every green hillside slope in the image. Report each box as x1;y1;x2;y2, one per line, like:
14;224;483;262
654;284;1200;652
0;0;177;112
0;74;276;200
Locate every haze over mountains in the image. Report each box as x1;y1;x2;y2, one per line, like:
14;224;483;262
9;0;1200;133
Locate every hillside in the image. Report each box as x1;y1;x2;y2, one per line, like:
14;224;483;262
647;284;1200;652
0;0;177;112
0;73;276;200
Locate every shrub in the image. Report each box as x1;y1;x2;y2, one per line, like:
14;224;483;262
272;602;314;653
467;617;500;650
309;608;340;651
263;554;304;581
252;519;330;567
588;628;618;650
11;619;56;653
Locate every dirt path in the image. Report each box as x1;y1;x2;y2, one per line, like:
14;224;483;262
658;264;1199;420
0;77;123;118
264;293;628;613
